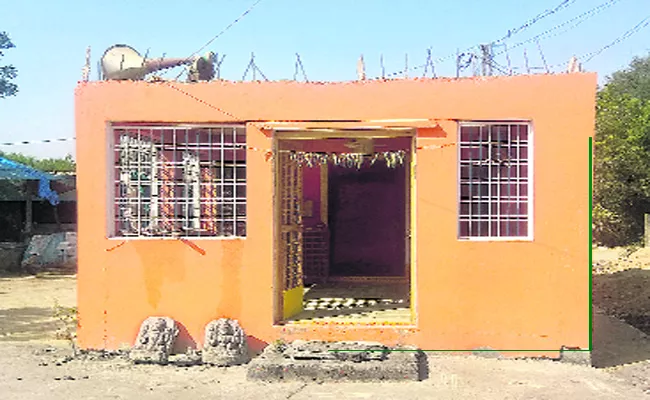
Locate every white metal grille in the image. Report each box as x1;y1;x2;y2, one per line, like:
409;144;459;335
111;124;246;238
458;122;531;239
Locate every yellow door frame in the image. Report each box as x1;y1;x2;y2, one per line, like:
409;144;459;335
272;127;417;325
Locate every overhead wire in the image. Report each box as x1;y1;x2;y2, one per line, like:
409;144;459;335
0;137;76;146
494;0;577;43
493;0;624;57
377;0;579;79
576;14;650;65
170;0;265;80
546;13;650;71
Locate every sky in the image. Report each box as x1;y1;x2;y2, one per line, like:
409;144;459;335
0;0;649;159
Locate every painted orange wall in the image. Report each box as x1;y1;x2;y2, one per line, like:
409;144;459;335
75;74;596;356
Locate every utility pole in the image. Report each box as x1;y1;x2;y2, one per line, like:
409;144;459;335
480;44;493;76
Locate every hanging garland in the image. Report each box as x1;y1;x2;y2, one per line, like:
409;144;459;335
288;150;407;169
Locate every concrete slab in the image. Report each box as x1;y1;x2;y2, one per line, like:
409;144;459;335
592;307;650;368
247;341;427;382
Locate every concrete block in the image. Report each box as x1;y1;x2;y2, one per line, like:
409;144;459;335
559;346;592;367
285;340;389;361
247;341;426;382
472;346;502;359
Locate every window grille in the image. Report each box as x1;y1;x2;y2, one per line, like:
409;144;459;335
111;124;246;238
458;122;531;239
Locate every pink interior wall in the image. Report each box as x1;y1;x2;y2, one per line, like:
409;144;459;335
286;137;411;277
302;166;322;227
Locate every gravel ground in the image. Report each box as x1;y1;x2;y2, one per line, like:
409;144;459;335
0;341;644;400
0;262;649;399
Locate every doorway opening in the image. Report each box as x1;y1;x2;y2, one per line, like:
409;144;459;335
274;131;414;325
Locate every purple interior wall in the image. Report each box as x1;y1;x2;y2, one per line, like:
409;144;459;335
328;163;406;277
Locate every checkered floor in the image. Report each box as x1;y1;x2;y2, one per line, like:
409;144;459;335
285;282;412;325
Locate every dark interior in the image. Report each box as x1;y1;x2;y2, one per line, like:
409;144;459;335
328;161;406;277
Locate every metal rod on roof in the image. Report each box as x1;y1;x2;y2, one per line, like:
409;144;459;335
404;53;409;79
423;48;436;78
535;39;550;74
523;49;531;74
504;43;513;75
215;53;226;79
252;53;256;81
82;46;91;82
357;54;366;80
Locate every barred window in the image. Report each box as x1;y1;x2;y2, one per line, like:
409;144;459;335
458;122;531;239
111;124;246;238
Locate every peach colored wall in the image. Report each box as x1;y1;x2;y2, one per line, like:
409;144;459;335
75;74;596;356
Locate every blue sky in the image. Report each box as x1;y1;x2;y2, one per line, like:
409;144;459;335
0;0;649;158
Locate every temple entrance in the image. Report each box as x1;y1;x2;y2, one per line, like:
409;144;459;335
274;130;413;325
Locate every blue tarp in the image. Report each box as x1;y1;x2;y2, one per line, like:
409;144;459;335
0;157;60;205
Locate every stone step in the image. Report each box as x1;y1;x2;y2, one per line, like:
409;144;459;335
247;341;427;382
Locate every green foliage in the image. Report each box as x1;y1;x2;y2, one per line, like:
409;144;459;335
593;53;650;246
0;151;76;173
606;56;650;101
0;31;17;98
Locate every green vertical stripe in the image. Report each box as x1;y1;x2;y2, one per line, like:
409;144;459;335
589;136;593;351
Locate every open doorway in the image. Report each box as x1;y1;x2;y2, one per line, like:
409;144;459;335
274;131;414;325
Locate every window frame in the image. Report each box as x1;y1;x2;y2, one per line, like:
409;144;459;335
106;122;247;240
456;121;534;242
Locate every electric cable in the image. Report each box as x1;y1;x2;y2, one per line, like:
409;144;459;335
170;0;265;80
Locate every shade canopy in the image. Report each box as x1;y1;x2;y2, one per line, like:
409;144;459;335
0;157;60;205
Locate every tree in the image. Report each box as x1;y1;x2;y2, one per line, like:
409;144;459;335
0;151;76;173
0;31;17;98
606;56;650;101
593;53;650;246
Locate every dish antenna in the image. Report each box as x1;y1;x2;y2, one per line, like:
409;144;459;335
100;44;215;81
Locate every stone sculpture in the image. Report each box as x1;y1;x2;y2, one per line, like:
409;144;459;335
129;316;178;365
202;318;250;366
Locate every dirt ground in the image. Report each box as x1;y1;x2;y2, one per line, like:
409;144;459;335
593;246;650;333
2;258;650;399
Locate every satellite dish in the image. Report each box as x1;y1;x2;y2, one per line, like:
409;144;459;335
100;44;211;81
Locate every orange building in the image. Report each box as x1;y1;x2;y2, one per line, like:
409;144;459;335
75;73;596;358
